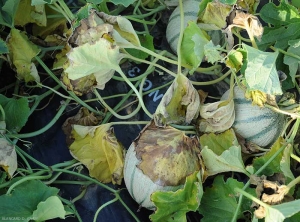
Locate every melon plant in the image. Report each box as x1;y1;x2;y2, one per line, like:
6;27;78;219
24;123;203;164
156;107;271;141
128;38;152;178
123;121;201;210
222;86;285;147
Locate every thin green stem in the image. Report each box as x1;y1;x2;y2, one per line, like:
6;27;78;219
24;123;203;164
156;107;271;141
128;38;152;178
94;89;142;120
191;69;231;86
35;56;102;115
287;175;300;191
177;0;185;75
117;193;141;222
270;46;300;60
52;168;116;193
102;81;141;123
72;185;91;203
6;174;52;195
7;99;70;138
116;67;153;118
93;196;119;222
291;153;300;163
109;121;149;126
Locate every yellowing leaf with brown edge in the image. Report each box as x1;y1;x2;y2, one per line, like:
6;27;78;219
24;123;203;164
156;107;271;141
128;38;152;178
69;124;124;185
0;138;17;178
14;0;46;27
153;73;200;126
7;28;41;82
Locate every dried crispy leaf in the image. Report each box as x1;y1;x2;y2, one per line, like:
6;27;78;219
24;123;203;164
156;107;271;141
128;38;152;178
69;124;124;184
61;71;97;96
0;138;17;177
62;107;102;146
224;10;263;48
153;74;200;126
199;99;235;133
95;10;140;47
7;28;41;82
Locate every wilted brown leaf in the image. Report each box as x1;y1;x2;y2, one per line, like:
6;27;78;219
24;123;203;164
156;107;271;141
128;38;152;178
62;107;102;146
198;99;235;133
134;121;201;186
0;138;17;177
153;74;200;126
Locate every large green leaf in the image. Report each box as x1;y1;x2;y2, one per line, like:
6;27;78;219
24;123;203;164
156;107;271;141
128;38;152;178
260;1;300;27
253;137;285;176
201;146;248;176
0;0;20;27
0;95;30;133
32;196;65;221
0;180;65;222
199;129;239;156
264;200;300;222
181;21;209;72
150;171;202;221
199;176;253;221
243;43;282;95
283;39;300;87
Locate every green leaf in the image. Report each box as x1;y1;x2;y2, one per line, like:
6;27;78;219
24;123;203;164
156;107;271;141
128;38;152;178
7;28;41;82
110;0;136;7
0;180;61;221
219;0;237;5
0;38;8;54
181;21;209;72
32;196;65;221
225;49;244;71
31;0;52;5
150;171;203;222
199;176;253;221
0;0;20;27
126;34;154;60
264;200;300;222
203;40;224;64
86;0;103;3
283;39;300;87
0;95;30;133
199;129;239;156
253;137;285;176
280;144;295;183
243;43;282;95
201;146;248;176
258;23;300;51
260;1;300;26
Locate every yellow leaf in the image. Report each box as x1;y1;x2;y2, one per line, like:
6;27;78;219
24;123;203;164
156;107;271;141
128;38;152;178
7;29;41;82
69;124;124;185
